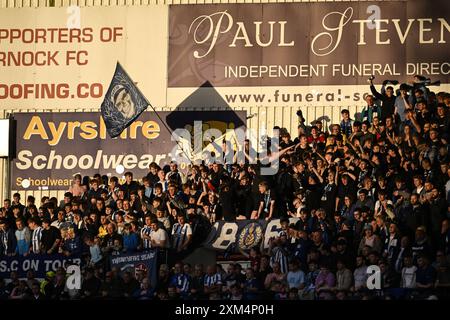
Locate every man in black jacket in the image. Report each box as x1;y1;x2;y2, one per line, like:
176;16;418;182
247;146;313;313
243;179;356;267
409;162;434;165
235;174;254;219
40;218;62;254
80;268;102;299
0;218;17;256
370;78;397;120
121;172;140;200
399;193;429;240
427;188;448;247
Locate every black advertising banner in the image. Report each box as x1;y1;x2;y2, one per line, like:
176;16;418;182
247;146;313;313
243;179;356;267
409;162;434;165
203;218;299;252
11;111;246;190
168;0;450;87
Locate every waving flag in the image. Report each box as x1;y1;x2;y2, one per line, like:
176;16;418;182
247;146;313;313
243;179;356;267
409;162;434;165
166;81;246;162
101;62;149;138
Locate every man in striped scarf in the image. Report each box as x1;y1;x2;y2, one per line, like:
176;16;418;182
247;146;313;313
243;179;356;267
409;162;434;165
27;217;43;255
269;232;290;274
204;264;223;296
0;219;17;256
140;215;153;250
171;213;192;253
169;262;191;299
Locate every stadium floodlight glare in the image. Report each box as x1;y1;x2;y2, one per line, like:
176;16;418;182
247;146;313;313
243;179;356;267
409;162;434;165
21;179;31;189
115;164;125;174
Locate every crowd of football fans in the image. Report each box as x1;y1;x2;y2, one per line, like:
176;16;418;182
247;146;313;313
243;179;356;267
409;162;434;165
0;76;449;300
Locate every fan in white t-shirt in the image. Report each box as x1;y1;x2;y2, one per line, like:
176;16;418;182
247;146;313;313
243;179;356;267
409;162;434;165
150;218;169;249
401;256;417;288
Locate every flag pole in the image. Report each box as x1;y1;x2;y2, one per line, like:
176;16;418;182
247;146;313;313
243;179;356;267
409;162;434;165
147;102;194;166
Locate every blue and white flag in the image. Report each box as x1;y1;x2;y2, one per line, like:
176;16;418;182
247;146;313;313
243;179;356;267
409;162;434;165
101;62;149;138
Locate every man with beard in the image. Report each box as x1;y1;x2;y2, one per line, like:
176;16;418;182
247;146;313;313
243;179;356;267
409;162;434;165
399;193;429;239
415;255;437;298
426;188;448;247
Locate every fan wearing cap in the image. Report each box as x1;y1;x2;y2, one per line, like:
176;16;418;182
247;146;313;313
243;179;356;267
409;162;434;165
40;218;62;255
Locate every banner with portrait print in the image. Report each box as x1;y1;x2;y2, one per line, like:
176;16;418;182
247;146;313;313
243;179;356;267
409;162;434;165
101;62;150;138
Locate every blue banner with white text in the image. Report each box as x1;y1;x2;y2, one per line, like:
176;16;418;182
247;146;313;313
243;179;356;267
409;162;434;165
0;254;82;278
